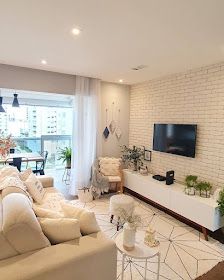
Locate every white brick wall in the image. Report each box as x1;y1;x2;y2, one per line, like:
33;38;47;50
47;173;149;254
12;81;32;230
129;62;224;187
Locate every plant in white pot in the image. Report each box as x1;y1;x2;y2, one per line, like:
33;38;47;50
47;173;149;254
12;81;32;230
118;208;141;251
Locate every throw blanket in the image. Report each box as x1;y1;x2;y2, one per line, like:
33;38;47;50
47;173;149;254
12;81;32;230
91;160;109;198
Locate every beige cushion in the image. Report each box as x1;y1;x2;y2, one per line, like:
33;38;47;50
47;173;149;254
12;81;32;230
99;157;121;176
0;175;25;191
1;186;33;203
61;202;100;235
38;217;81;245
0;196;18;261
0;166;19;180
107;176;121;182
2;193;50;254
19;168;32;181
37;175;54;188
25;173;46;204
33;205;64;218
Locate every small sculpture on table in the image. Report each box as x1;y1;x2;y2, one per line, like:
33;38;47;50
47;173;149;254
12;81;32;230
144;226;159;247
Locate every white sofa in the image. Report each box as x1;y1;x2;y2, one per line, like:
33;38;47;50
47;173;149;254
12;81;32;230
0;175;117;280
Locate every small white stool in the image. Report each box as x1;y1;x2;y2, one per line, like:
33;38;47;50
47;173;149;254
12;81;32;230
109;194;135;231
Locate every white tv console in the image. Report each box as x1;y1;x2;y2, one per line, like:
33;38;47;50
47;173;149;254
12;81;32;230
123;169;224;240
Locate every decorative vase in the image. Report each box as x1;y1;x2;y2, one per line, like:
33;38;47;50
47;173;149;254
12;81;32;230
185;187;195;196
123;222;136;251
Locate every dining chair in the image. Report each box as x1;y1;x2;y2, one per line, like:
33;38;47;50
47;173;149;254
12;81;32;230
5;157;28;172
33;151;48;175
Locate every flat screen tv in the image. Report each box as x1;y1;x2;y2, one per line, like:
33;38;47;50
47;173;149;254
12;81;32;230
153;124;197;158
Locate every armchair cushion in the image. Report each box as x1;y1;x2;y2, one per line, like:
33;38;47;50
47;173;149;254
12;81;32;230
107;176;121;183
99;157;121;176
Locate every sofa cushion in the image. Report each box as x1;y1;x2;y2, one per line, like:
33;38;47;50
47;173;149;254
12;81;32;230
19;168;32;181
1;186;33;203
33;205;64;218
38;217;81;245
61;202;100;235
2;193;50;254
25;173;46;204
0;166;19;181
0;196;18;261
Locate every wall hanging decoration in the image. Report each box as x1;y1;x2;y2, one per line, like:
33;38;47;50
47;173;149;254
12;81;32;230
109;102;116;133
103;109;110;139
115;109;122;139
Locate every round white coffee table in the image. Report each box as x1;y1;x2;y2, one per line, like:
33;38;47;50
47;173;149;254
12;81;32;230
115;230;160;280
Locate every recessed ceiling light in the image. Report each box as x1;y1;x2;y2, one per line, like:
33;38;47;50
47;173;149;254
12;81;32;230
41;59;47;65
119;79;123;83
72;27;81;36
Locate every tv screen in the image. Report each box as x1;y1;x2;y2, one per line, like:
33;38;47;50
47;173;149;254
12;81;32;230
153;124;197;158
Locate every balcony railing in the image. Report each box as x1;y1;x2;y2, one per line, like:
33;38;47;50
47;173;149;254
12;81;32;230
13;135;72;169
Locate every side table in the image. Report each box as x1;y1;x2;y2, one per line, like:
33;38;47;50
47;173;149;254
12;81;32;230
115;230;160;280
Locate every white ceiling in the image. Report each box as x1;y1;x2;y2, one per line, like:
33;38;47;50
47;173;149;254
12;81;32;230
0;0;224;85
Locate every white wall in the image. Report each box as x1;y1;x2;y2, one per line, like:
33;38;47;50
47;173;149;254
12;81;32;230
101;82;130;157
129;62;224;187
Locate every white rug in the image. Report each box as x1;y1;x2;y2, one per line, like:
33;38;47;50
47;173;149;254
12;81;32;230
71;195;224;280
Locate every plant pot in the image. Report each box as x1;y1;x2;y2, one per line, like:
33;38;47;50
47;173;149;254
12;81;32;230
123;222;136;251
185;187;195;196
66;159;71;168
77;188;93;203
200;190;211;198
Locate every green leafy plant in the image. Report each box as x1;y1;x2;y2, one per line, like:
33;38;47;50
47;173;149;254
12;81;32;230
57;147;72;167
217;189;224;216
185;175;198;188
121;145;144;171
195;181;212;197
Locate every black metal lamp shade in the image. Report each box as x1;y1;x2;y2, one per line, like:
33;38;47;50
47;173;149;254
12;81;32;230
0;97;5;112
12;94;19;107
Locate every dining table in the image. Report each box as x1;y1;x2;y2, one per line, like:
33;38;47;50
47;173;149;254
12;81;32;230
0;152;44;164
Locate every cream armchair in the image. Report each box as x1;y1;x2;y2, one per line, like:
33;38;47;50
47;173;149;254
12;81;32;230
98;157;123;193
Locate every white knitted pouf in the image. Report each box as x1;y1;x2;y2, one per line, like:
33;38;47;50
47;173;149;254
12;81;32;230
109;194;135;230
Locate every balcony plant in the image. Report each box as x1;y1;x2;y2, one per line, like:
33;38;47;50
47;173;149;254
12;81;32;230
184;175;197;195
121;145;144;171
57;147;72;168
217;189;224;216
195;181;212;198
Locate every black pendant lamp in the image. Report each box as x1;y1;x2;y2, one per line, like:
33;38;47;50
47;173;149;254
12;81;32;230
12;93;19;107
0;96;5;113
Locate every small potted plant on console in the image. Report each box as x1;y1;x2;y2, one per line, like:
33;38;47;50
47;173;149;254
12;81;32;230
185;175;197;195
196;181;212;198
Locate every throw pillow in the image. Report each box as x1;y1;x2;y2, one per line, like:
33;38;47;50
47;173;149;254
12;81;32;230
61;202;100;235
25;173;45;204
0;166;19;181
19;168;32;181
38;218;81;245
33;205;64;218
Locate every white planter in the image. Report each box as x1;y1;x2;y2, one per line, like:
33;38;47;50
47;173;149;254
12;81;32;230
77;188;93;203
123;222;136;251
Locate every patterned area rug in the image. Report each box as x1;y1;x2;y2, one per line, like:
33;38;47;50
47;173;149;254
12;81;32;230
70;195;224;280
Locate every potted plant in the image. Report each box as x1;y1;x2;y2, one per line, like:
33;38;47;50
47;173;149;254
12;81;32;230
57;147;72;168
121;145;144;171
196;181;212;198
184;175;197;195
217;189;224;216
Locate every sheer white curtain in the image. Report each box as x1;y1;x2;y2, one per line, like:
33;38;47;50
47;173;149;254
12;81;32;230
70;76;102;195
